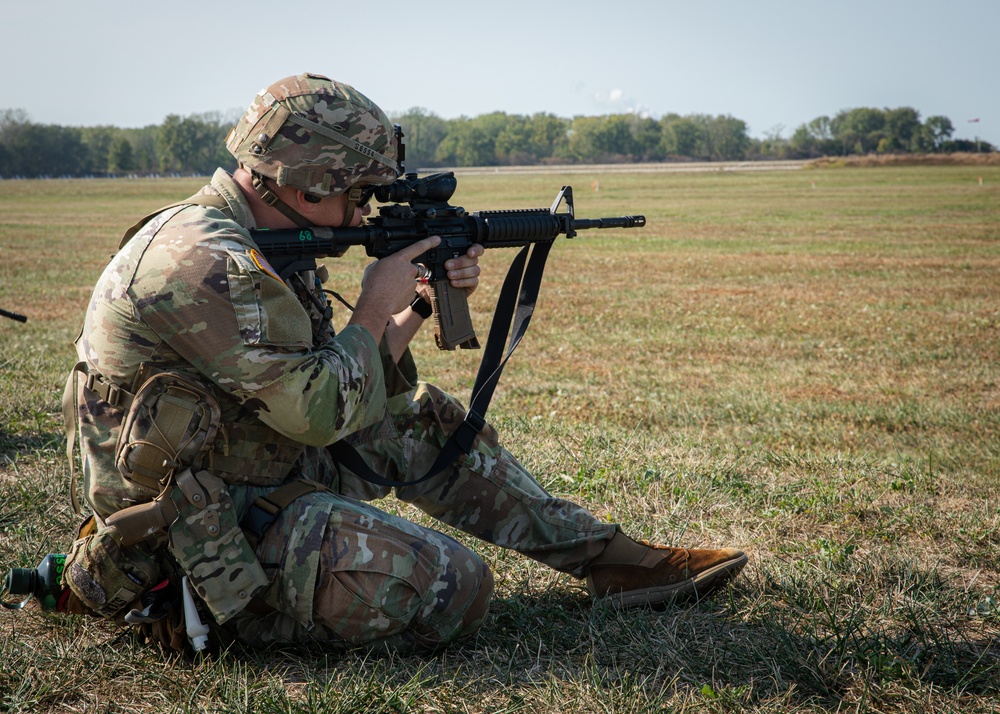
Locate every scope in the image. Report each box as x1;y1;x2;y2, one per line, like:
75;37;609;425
374;172;457;205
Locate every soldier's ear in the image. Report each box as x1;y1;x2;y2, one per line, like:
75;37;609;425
294;190;321;213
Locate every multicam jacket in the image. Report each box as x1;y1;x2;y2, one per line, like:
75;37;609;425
69;169;396;626
74;169;389;520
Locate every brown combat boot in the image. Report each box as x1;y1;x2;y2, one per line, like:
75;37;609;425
586;531;747;607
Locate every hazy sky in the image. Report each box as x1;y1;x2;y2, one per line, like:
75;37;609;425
4;0;997;147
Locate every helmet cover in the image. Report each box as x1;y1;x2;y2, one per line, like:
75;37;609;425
226;73;401;197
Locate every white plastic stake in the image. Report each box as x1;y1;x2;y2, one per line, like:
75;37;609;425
182;576;210;652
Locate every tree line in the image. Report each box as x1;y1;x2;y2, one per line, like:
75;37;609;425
0;105;992;179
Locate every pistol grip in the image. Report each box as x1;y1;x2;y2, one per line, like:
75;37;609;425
431;281;481;350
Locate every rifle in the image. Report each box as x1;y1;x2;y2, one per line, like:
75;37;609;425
249;171;645;350
0;308;27;323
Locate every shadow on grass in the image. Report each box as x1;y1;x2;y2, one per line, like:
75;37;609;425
0;426;63;459
4;576;998;713
489;588;998;700
198;580;999;710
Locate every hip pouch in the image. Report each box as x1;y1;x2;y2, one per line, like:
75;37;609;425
64;528;161;620
116;370;221;494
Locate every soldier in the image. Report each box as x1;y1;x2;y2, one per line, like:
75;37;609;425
66;73;747;651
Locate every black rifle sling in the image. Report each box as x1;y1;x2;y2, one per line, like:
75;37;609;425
330;240;554;488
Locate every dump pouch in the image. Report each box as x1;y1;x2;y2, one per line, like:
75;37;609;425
116;370;222;494
63;529;161;620
166;469;268;624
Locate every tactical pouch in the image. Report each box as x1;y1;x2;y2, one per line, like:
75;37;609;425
116;370;222;494
166;469;268;625
63;529;161;620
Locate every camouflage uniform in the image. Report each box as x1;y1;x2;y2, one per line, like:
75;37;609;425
73;167;618;650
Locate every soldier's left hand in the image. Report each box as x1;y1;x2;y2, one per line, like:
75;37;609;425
440;243;483;296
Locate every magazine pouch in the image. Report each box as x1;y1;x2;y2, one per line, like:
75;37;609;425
116;370;221;494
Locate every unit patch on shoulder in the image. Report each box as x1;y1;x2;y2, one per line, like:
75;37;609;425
249;248;281;282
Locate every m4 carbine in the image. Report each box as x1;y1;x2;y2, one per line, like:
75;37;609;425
249;171;645;350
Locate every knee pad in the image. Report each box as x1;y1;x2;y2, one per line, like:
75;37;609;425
456;560;495;639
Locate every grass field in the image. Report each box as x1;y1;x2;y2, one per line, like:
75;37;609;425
1;163;999;713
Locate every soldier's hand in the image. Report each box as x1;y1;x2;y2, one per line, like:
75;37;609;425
413;242;483;304
356;236;442;330
445;243;483;296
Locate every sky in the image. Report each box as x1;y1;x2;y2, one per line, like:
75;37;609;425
3;0;997;148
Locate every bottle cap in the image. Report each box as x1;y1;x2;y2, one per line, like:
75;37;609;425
1;569;35;610
3;568;35;595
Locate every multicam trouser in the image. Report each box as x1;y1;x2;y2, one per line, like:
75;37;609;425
223;381;618;650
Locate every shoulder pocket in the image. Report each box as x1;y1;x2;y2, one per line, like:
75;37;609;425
226;248;312;347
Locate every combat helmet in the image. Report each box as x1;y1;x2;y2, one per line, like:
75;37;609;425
226;73;402;226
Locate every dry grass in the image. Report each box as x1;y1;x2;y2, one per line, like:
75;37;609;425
2;163;999;712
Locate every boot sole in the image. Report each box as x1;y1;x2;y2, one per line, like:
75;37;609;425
601;552;748;608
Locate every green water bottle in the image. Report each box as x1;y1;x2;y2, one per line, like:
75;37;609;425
1;554;69;611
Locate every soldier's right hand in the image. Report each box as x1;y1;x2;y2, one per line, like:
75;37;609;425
359;236;442;315
350;236;442;342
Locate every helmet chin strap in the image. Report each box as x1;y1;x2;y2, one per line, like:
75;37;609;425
252;172;361;229
250;172;313;228
340;187;362;229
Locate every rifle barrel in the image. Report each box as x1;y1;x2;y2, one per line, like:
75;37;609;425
573;215;646;230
